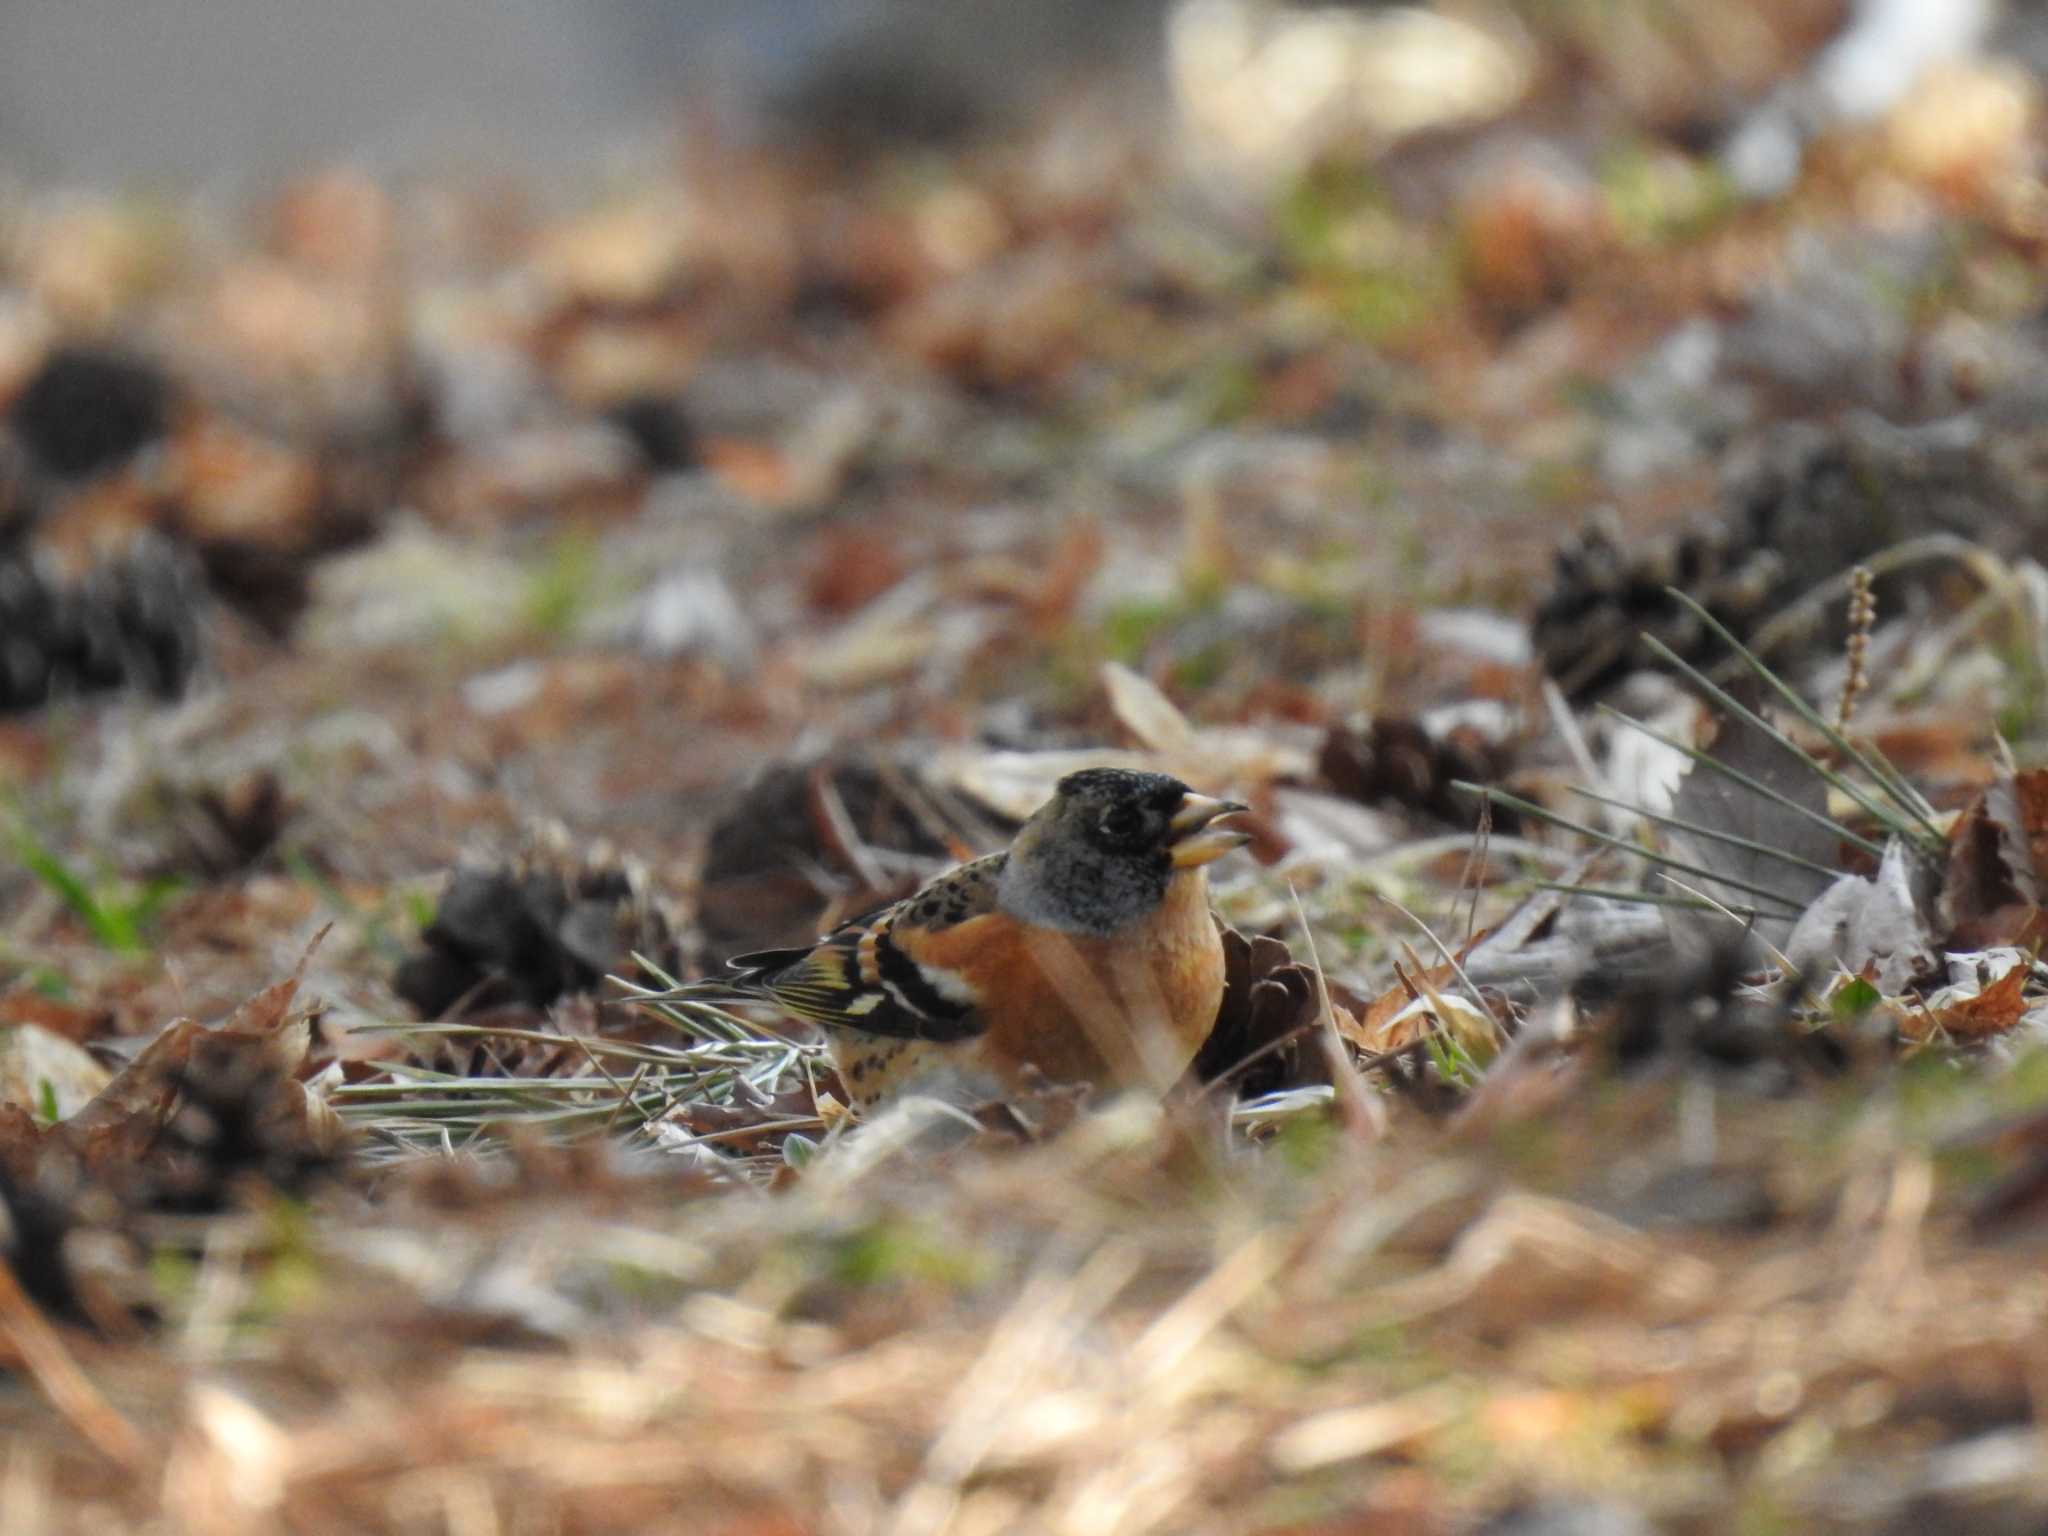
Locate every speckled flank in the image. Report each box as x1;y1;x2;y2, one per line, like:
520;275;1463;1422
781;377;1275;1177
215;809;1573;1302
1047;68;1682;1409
834;1033;947;1107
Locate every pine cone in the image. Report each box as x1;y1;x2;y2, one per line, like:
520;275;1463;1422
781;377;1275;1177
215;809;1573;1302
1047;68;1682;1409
1191;928;1334;1099
0;1114;136;1326
1535;415;2048;697
1319;714;1516;829
1530;510;1783;698
393;834;683;1019
144;1036;347;1214
0;535;208;712
698;757;960;954
7;344;171;483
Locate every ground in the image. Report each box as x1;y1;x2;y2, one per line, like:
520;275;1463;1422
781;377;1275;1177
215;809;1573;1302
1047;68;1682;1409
4;4;2048;1532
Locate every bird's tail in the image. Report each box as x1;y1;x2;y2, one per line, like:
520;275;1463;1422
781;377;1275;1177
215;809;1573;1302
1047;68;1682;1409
631;946;809;1005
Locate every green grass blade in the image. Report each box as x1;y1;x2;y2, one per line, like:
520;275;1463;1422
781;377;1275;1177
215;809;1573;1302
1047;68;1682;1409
1563;784;1845;882
1455;784;1809;913
1637;631;1933;852
1593;706;1885;860
8;820;132;952
1661;588;1946;839
1532;880;1779;916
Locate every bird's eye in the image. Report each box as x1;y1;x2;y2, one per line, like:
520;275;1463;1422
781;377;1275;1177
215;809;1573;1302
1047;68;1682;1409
1099;805;1142;840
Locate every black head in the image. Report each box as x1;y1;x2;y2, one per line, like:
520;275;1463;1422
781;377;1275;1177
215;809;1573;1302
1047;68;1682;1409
1053;768;1191;855
997;769;1248;935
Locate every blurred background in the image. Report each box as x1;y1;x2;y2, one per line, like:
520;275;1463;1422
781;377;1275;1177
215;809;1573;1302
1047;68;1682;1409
10;12;2048;1533
6;1;2041;210
0;0;1170;185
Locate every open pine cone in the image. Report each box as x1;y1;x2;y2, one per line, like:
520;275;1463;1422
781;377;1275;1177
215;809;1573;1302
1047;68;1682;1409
1191;927;1341;1100
393;831;683;1020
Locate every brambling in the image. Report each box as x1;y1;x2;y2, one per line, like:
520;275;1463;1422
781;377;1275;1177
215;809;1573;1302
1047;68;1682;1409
723;768;1251;1108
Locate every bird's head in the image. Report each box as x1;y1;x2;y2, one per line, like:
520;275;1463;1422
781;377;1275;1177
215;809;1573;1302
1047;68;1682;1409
997;768;1250;935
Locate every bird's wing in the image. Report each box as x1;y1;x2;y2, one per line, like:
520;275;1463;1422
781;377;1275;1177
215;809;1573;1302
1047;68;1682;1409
726;856;1004;1042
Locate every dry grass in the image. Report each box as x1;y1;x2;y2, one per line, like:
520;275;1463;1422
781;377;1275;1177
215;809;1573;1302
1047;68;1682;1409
7;9;2048;1532
5;1057;2047;1535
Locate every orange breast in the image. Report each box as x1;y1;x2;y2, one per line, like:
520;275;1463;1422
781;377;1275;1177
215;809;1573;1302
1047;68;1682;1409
830;871;1225;1107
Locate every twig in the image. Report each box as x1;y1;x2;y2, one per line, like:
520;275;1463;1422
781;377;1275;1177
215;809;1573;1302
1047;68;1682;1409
808;764;890;894
1653;871;1796;974
1369;890;1490;1013
1287;884;1384;1141
0;1259;149;1472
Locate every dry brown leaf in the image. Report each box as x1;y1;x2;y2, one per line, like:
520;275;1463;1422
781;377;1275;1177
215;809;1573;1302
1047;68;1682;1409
220;924;327;1049
1344;959;1462;1055
804;527;904;616
0;1101;46;1186
1919;962;2033;1042
62;1019;200;1174
1943;790;2024;934
0;993;113;1045
1101;661;1196;754
56;932;331;1185
1989;767;2048;902
0;1026;111;1122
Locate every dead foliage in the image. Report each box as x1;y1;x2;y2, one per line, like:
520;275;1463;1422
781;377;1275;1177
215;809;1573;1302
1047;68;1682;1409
7;5;2048;1531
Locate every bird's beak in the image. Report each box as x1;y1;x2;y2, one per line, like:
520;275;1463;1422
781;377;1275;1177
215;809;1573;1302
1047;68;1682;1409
1167;793;1252;869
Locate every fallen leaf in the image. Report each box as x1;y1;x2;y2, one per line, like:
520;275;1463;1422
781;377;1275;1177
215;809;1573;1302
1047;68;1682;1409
1346;958;1463;1055
1986;767;2048;904
0;992;113;1045
1666;706;1840;945
0;1025;112;1122
1102;661;1196;754
0;1101;44;1185
1785;840;1939;994
1943;790;2024;933
1917;951;2037;1041
62;1019;201;1176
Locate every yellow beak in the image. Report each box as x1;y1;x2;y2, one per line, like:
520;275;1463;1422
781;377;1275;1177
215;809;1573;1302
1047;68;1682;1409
1167;793;1252;869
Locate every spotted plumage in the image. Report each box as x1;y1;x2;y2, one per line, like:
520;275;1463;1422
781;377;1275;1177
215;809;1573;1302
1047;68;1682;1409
722;769;1251;1108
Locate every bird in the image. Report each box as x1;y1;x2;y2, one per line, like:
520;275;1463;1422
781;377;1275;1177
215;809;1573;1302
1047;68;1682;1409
720;768;1251;1109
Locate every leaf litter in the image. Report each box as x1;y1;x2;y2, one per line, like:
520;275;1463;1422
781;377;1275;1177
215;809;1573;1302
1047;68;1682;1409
7;7;2048;1530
